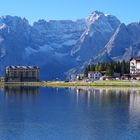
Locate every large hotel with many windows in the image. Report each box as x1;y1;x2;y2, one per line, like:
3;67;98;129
5;66;40;82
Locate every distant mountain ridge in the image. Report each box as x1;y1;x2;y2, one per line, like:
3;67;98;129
0;11;140;79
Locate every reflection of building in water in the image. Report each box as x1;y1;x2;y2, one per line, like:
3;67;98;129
128;90;140;130
129;90;140;117
4;86;39;96
71;88;131;137
5;66;40;82
74;88;130;102
71;88;131;111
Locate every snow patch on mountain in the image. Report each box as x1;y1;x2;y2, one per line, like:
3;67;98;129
25;47;38;56
63;40;77;46
39;45;54;52
0;11;140;80
0;24;6;30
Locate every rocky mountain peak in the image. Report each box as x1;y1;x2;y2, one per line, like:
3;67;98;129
0;15;29;27
87;11;105;24
71;11;120;63
0;11;139;79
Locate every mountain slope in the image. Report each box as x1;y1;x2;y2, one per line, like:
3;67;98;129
0;12;140;79
71;11;120;62
95;22;140;62
0;16;86;79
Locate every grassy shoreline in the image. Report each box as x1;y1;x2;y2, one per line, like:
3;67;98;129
1;80;140;88
45;80;140;88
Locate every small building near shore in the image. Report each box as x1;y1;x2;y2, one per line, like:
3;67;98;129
5;66;40;82
0;77;5;82
76;74;84;80
88;71;102;80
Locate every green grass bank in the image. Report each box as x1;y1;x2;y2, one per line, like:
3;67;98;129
1;80;140;88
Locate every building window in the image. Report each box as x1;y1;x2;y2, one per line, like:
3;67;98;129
32;71;35;77
14;71;17;77
26;71;28;77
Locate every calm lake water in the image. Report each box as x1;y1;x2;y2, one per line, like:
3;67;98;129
0;87;140;140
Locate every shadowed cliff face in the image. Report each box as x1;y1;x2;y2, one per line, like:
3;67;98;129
0;16;86;79
0;12;140;80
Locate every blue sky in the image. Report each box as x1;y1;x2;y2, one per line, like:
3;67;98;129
0;0;139;24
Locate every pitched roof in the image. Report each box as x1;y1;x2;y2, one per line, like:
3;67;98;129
130;57;140;61
6;66;39;69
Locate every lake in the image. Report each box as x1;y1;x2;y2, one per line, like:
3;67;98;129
0;86;140;140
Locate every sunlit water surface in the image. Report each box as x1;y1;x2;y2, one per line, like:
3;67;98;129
0;87;140;140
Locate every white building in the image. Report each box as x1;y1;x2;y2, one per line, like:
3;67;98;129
76;74;84;80
88;71;102;80
130;58;140;79
130;58;140;74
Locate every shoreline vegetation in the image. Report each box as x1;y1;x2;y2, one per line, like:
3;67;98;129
1;80;140;88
